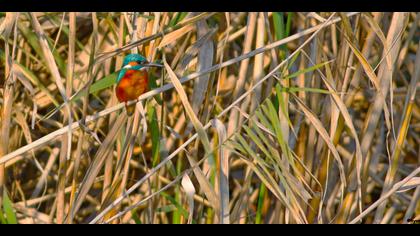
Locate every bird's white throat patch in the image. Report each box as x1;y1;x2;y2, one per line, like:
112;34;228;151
122;64;148;71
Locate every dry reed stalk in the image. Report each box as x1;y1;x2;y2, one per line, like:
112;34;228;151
0;12;18;209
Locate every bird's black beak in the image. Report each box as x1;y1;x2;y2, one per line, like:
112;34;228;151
144;62;163;68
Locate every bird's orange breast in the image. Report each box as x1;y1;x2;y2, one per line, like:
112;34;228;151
115;69;149;103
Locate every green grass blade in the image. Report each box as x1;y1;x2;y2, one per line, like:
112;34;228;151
131;210;142;224
283;60;332;81
255;183;266;224
2;191;17;224
0;207;6;224
160;191;190;223
147;105;161;167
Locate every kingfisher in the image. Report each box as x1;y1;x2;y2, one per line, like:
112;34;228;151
116;54;162;116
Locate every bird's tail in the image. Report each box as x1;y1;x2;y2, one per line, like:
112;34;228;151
125;103;136;116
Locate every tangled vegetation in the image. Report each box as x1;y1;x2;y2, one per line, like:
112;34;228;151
0;12;419;224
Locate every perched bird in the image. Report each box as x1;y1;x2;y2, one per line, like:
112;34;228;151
116;54;162;116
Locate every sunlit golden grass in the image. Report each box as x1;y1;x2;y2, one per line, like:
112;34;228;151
0;12;419;224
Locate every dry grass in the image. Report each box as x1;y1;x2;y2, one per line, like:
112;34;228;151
0;12;419;224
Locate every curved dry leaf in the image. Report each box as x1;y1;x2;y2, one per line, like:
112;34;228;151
192;19;214;115
292;94;347;190
69;114;127;221
158;24;195;49
210;118;230;224
396;177;420;193
184;151;219;214
0;12;17;38
163;54;213;154
181;174;195;224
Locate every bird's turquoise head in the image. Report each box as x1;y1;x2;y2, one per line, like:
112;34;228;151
122;54;148;67
116;54;162;83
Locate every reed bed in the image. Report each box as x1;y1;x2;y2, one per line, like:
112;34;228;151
0;12;419;224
